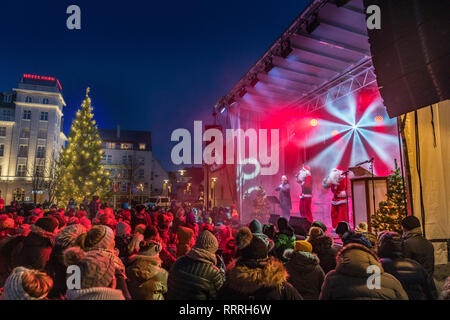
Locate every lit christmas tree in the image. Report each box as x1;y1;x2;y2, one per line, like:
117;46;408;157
56;88;111;205
371;160;407;234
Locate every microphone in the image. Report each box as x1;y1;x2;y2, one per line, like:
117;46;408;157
355;157;374;167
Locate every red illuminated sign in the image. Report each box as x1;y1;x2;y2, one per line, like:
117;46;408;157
22;74;62;90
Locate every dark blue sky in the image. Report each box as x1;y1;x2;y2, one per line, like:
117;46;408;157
0;0;309;171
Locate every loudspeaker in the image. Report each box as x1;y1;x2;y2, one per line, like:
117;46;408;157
268;214;280;225
289;217;312;237
364;1;450;117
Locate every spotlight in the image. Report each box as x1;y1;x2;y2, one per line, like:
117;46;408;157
374;115;383;123
310;119;318;127
280;38;293;58
331;130;339;136
263;56;274;73
305;13;320;34
352;124;358;130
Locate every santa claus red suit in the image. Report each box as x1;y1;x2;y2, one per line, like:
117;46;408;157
323;166;349;228
296;165;313;223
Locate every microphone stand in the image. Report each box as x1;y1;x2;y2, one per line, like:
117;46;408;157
344;170;349;222
370;159;376;219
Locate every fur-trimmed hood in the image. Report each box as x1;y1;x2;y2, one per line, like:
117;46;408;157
225;257;288;294
127;254;166;282
335;243;383;277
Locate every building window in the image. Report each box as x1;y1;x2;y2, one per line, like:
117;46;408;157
110;169;116;177
2;109;12;121
25;96;32;103
20;127;30;138
139;143;146;150
40;112;48;121
23;110;31;120
3;94;12;103
0;127;6;136
17;165;27;177
105;142;115;149
121;182;128;192
35;165;45;177
18;145;28;158
138;169;144;179
107;155;112;164
38;129;47;139
102;153;106;161
13;188;25;201
42;98;49;105
120;143;132;150
139;157;145;166
0;144;4;157
36;146;46;158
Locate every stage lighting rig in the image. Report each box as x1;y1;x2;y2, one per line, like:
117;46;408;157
263;56;274;73
249;75;259;87
305;13;320;34
280;38;293;58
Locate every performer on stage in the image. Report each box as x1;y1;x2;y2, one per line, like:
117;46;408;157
296;165;313;223
275;175;292;220
323;166;349;228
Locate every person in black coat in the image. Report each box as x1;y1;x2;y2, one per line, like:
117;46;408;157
378;231;437;300
309;235;338;274
335;221;372;248
218;227;302;300
275;175;292;220
401;216;435;277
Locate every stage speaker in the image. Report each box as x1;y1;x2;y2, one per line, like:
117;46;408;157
364;1;450;117
289;217;312;237
268;214;280;225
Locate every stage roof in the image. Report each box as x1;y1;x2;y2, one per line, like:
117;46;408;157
216;0;378;115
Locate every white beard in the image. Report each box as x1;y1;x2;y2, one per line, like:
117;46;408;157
297;169;310;183
328;168;344;185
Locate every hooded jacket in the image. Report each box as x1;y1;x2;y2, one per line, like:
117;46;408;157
310;235;338;274
319;244;408;300
218;257;302;300
284;250;325;300
126;254;168;300
402;227;434;276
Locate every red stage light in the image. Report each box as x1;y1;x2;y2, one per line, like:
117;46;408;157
374;115;383;123
331;130;339;136
310;119;318;127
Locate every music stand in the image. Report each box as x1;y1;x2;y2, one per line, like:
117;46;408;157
266;196;280;216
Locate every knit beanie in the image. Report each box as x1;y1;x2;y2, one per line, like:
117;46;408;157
35;216;59;233
3;267;52;300
308;226;324;241
294;240;313;253
134;224;146;234
55;224;87;249
311;220;327;233
236;227;268;260
401;216;421;231
335;221;351;236
377;231;403;259
63;247;115;289
193;230;218;254
248;219;262;234
185;211;196;225
83;225;115;250
116;222;131;237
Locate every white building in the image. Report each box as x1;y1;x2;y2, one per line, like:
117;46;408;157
0;74;67;204
99;126;168;208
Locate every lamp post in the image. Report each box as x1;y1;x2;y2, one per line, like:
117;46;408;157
211;177;217;208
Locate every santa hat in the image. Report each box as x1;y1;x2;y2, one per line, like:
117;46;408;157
335;165;344;171
303;165;311;172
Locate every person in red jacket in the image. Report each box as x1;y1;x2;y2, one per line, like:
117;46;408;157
323;166;349;228
296;165;313;223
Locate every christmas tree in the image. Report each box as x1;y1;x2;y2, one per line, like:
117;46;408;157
371;160;407;234
56;88;111;205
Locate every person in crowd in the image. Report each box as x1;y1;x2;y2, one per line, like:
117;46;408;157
441;277;450;300
128;224;146;256
157;212;177;258
214;223;232;251
273;217;296;261
335;221;372;248
11;216;59;270
131;205;152;230
115;221;133;264
218;227;302;300
1;266;53;300
126;235;168;300
284;240;325;300
185;211;199;237
175;223;195;258
76;210;91;230
311;220;327;233
63;247;125;300
46;224;86;299
249;219;274;251
87;195;100;220
142;225;175;271
117;203;132;225
167;230;225;300
401;216;435;276
355;222;377;247
377;231;437;300
309;234;338;274
76;225;131;300
307;226;324;242
0;214;15;241
320;243;408;300
262;224;277;241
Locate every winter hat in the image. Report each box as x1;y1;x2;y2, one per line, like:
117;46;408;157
68;217;80;225
401;216;421;231
335;221;351;236
122;203;129;210
3;267;53;300
0;214;14;229
240;235;269;261
377;231;403;259
200;223;214;233
311;221;327;233
116;222;131;237
79;225;115;250
308;227;324;241
55;224;87;249
235;227;253;250
143;225;159;241
193;230;218;254
248;219;262;234
185;211;196;225
134;224;146;235
35;216;59;233
157;213;171;230
294;240;313;253
139;240;162;257
63;247;115;289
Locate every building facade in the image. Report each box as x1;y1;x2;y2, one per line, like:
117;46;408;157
0;74;67;204
99;127;168;208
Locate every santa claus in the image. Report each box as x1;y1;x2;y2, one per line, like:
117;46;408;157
323;166;349;228
296;165;313;223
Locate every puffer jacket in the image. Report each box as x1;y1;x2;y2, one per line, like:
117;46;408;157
380;257;437;300
402;228;435;276
284;250;325;300
126;254;168;300
167;255;224;300
310;235;338;274
320;243;408;300
218;257;302;300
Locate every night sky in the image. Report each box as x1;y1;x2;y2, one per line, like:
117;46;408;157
0;0;310;171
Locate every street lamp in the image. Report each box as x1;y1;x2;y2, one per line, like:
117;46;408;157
211;177;217;208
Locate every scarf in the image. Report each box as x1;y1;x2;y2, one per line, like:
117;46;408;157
186;247;217;265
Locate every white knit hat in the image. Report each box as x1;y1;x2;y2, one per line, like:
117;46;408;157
3;267;48;300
